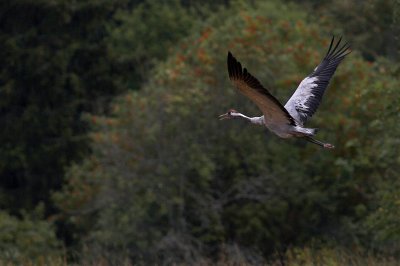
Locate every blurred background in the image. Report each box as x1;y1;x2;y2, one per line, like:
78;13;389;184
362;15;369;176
0;0;399;265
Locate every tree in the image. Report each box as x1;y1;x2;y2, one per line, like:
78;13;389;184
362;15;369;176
0;206;61;263
55;1;400;263
108;0;228;90
286;0;399;61
0;0;124;214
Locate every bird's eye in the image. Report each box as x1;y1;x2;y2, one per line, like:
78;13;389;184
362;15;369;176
228;111;232;115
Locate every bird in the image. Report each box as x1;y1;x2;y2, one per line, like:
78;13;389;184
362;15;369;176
219;36;351;149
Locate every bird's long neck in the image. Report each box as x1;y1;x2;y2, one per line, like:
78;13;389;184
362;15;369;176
232;113;264;126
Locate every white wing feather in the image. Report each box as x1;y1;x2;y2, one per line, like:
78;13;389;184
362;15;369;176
284;37;351;125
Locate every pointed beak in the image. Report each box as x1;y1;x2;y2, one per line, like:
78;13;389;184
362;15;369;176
218;113;229;120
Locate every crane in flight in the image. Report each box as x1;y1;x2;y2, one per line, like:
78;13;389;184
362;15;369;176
219;36;350;149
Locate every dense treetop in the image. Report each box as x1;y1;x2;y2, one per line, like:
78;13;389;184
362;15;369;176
0;0;399;264
55;1;400;263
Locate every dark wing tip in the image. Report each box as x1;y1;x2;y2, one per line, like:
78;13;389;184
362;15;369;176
227;51;242;80
301;36;351;122
325;36;335;57
325;36;351;60
227;51;233;78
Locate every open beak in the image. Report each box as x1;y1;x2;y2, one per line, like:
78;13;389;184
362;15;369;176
218;113;230;120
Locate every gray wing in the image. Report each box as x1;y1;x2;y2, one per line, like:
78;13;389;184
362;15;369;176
228;52;296;126
284;36;351;125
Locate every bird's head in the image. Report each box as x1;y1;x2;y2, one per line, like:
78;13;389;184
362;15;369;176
218;109;240;120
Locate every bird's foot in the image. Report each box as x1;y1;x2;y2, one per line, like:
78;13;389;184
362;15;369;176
323;143;335;149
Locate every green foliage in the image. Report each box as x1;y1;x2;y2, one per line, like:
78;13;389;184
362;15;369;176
282;247;398;266
2;246;399;266
0;208;61;263
108;0;224;90
363;59;400;254
366;180;400;254
112;0;194;61
288;0;399;61
0;0;398;263
0;0;124;213
56;0;400;263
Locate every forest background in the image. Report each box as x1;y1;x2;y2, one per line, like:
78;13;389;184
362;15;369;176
0;0;399;264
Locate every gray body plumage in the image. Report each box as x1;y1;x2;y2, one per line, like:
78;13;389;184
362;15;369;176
257;114;316;138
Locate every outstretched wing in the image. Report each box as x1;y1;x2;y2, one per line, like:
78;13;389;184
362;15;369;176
227;52;296;126
284;36;351;125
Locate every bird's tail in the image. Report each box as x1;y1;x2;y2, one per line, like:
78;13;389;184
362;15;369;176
293;126;318;137
310;128;319;135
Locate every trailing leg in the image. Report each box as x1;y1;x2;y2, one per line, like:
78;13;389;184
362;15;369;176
305;136;335;149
